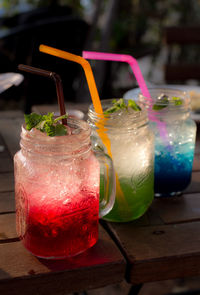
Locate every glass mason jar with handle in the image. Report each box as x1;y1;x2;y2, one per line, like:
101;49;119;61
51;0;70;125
88;99;154;222
139;88;197;197
14;118;115;259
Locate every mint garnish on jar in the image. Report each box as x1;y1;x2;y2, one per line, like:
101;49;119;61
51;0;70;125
24;112;68;137
152;94;183;110
172;96;183;106
104;98;141;114
18;64;69;137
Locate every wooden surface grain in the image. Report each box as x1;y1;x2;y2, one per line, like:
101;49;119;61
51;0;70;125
0;227;126;295
105;218;200;284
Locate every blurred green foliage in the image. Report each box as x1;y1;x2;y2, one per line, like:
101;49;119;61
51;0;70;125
0;0;84;15
112;0;200;52
1;0;200;54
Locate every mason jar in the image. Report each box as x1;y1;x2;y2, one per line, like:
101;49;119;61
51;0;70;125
139;88;197;197
14;118;115;259
88;99;154;222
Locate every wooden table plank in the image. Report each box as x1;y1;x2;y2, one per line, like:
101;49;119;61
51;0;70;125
0;213;16;241
192;153;200;171
183;171;200;193
151;193;200;224
0;172;14;192
0;226;126;295
105;220;200;284
194;135;200;154
0;191;15;213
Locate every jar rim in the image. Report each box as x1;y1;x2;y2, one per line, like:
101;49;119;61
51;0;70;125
89;98;145;114
20;118;92;156
138;87;190;110
88;98;146;119
88;98;148;130
21;117;91;143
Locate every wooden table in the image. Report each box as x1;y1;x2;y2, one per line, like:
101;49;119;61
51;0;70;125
1;109;200;295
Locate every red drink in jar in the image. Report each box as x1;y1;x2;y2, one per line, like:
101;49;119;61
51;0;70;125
14;118;115;259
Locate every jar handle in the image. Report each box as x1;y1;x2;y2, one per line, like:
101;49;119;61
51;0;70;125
94;150;116;218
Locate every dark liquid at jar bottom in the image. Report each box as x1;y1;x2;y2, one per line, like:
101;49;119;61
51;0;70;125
154;152;193;196
155;173;191;196
17;192;99;259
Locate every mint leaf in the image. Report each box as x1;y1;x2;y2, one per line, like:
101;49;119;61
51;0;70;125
104;98;141;114
103;107;117;114
43;122;56;137
128;99;141;111
172;96;183;106
152;104;167;110
153;95;169;111
54;124;67;136
113;98;127;110
35;119;46;131
24;113;43;131
153;95;183;110
43;112;54;122
24;112;68;136
54;114;69;123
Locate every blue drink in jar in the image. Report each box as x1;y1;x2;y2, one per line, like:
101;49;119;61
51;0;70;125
139;88;196;197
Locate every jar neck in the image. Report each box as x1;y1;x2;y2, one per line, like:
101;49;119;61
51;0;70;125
139;88;191;122
88;99;149;133
20;118;92;158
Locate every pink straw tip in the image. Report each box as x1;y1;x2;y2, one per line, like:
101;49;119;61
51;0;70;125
82;51;124;62
82;51;151;99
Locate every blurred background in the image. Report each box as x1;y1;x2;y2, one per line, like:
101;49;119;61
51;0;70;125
1;0;200;113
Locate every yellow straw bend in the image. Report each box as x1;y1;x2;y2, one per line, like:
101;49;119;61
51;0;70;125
39;45;103;114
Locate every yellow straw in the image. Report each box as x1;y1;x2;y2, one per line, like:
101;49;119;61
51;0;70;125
40;45;102;113
39;44;126;205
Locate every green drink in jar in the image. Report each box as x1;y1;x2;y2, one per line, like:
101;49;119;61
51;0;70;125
88;98;154;222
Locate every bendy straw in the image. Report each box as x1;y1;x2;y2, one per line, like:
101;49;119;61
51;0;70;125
18;64;67;125
82;51;151;102
39;45;103;115
82;51;172;150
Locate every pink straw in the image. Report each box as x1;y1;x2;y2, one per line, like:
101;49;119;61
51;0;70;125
82;51;152;102
83;51;172;150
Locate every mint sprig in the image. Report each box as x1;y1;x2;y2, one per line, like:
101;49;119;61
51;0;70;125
172;96;183;106
104;98;141;114
153;95;183;111
153;95;169;110
104;99;126;114
24;113;43;130
127;99;141;111
24;112;68;137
